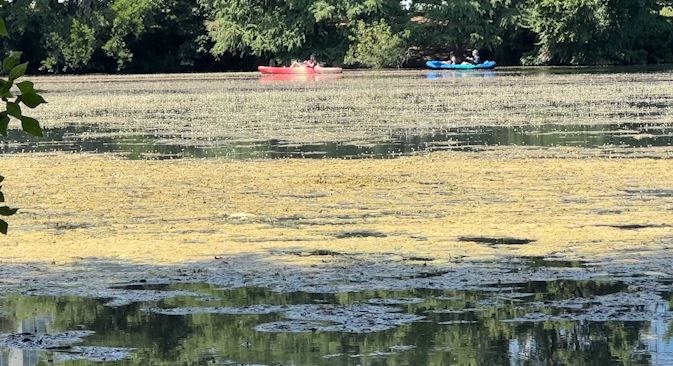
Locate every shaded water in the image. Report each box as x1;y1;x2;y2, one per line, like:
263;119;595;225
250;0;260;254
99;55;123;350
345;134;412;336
1;280;673;365
1;123;672;160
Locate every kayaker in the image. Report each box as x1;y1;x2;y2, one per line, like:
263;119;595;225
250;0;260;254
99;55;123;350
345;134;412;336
463;49;481;65
442;51;458;65
291;54;318;68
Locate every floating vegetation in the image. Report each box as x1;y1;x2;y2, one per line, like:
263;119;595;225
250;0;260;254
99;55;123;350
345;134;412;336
457;236;536;245
254;304;425;333
597;223;672;230
296;249;344;256
5;122;673;159
277;304;424;333
507;291;673;322
523;256;586;268
3;69;673;364
0;71;672;159
146;305;286;316
52;346;135;362
24;288;209;307
365;298;424;305
334;230;388;239
20;71;673;147
1;279;672;365
2;71;673;265
623;189;673;198
0;331;94;349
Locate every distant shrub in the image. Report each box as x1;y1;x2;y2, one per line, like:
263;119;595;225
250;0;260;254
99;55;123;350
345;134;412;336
345;20;410;68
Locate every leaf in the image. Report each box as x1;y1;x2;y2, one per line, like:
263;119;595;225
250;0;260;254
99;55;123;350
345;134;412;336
0;175;4;183
0;78;11;92
0;19;8;38
3;52;22;72
0;113;8;136
7;102;21;118
18;92;46;108
0;190;4;203
0;206;18;216
9;62;28;81
0;79;12;99
7;102;21;117
0;219;7;235
16;80;34;94
20;116;43;137
0;89;13;99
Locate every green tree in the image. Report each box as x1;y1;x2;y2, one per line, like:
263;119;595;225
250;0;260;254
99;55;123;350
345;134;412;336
102;0;211;72
0;0;62;72
345;19;410;68
604;0;673;64
124;0;213;73
201;0;406;64
0;17;45;234
521;0;673;65
407;0;504;56
522;0;611;64
2;0;673;71
103;0;158;70
42;18;97;72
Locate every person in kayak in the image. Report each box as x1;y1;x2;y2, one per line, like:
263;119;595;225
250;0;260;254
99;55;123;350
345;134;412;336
291;54;318;68
463;49;481;65
442;51;458;65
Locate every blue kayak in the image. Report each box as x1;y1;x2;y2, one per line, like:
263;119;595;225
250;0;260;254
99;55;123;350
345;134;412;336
425;60;497;70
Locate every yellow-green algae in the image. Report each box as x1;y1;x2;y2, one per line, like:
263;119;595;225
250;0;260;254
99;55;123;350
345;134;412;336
27;70;673;144
1;151;672;265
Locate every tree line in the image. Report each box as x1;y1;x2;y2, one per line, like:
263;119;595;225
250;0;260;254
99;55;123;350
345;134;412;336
1;0;673;73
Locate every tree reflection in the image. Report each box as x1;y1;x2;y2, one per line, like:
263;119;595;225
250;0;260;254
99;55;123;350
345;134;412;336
0;284;670;365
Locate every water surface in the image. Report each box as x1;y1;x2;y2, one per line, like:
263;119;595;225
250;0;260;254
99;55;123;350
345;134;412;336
1;280;672;365
2;123;671;160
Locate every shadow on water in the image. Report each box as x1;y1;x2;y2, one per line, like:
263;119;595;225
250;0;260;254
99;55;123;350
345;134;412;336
1;123;673;160
1;279;673;365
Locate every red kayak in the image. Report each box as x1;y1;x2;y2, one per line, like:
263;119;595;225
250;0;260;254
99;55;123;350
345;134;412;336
258;66;343;74
259;74;344;83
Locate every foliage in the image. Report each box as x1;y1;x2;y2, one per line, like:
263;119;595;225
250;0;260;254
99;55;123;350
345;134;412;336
521;0;606;65
42;18;97;72
664;6;673;17
201;0;406;63
407;0;503;54
103;0;158;70
1;0;673;70
345;19;409;68
0;17;45;234
521;0;673;65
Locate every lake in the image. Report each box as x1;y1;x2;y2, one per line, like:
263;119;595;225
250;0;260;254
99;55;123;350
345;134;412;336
1;68;673;365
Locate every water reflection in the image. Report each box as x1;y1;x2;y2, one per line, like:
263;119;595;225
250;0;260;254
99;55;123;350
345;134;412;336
258;74;344;83
1;281;672;365
425;71;497;79
0;317;52;366
1;123;672;160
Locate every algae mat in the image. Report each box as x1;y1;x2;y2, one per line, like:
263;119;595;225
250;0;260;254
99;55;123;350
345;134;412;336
1;152;672;265
25;70;673;145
